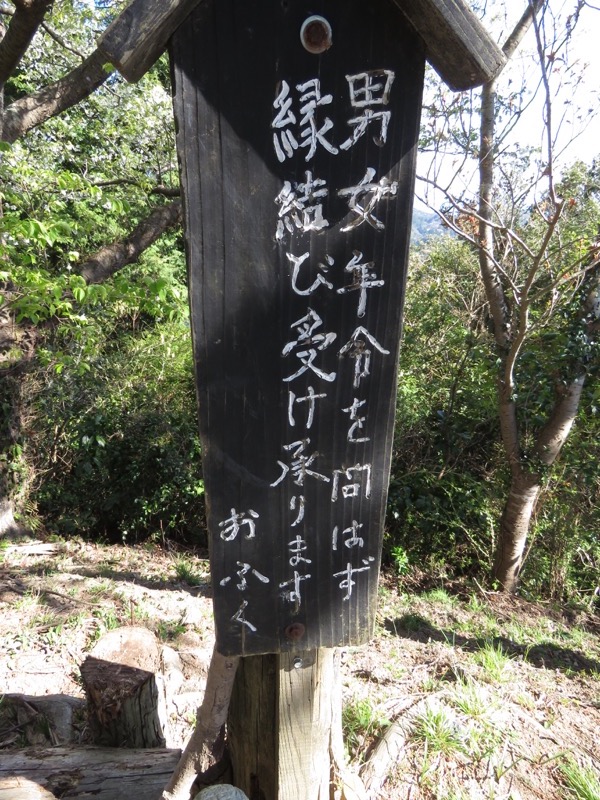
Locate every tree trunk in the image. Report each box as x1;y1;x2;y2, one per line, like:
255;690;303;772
492;472;540;593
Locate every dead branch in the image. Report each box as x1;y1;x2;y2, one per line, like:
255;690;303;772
161;647;240;800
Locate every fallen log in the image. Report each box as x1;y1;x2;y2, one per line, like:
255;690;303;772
0;746;181;800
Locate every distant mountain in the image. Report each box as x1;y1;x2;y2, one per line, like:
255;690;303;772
410;207;444;243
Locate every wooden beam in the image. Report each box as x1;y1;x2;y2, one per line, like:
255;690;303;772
393;0;506;90
97;0;204;83
228;650;344;800
0;747;181;800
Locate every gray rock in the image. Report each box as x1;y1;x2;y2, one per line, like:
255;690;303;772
195;787;249;800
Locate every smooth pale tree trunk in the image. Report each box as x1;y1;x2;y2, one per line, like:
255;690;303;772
492;473;540;593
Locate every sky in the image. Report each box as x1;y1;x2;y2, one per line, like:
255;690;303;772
414;0;599;211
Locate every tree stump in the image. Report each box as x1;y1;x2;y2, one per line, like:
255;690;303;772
80;626;170;748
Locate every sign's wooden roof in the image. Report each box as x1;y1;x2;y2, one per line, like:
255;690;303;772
99;0;505;90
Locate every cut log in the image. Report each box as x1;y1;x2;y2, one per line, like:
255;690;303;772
80;627;170;748
0;746;181;800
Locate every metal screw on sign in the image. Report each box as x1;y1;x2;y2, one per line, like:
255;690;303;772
284;622;306;641
300;16;332;54
293;657;303;670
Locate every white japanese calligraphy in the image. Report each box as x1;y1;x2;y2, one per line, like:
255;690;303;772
220;562;270;591
275;173;329;241
333;557;375;600
331;463;372;502
272;80;298;162
288;534;312;566
332;520;365;551
288;252;334;295
336;250;384;317
339;326;390;388
338;168;398;232
231;599;257;632
297;78;338;161
342;397;370;443
219;508;259;541
271;439;330;487
279;570;312;607
288;386;327;429
340;71;395;150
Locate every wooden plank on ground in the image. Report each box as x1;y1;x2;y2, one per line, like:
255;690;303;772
0;747;181;800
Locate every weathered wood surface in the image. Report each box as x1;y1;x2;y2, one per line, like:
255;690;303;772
100;0;503;90
0;747;181;800
80;627;169;748
0;778;56;800
97;0;204;82
393;0;506;89
172;0;424;657
228;649;348;800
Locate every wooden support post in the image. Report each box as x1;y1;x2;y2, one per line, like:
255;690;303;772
228;649;360;800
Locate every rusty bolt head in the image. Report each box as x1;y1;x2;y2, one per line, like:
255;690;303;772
300;16;332;55
284;622;306;641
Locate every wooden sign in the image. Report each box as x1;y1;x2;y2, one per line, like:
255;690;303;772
171;0;425;656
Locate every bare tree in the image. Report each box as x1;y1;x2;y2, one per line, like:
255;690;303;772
418;0;600;592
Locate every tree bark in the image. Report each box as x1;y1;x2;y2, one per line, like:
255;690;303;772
161;646;239;800
0;0;53;86
1;47;113;143
492;472;540;592
79;200;182;283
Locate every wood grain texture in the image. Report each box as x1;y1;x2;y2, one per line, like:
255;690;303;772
97;0;204;82
228;649;339;800
393;0;506;89
0;748;181;800
171;0;424;656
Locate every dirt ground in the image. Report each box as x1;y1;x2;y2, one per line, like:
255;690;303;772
1;537;598;799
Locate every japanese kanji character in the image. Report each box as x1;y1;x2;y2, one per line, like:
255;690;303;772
331;463;372;501
338;168;398;231
297;78;338;161
271;439;330;487
272;80;298;162
340;71;395;150
339;326;389;388
275;172;329;241
336;250;384;317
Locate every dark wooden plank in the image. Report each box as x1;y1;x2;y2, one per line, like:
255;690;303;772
171;0;425;656
393;0;506;89
97;0;204;82
100;0;503;90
